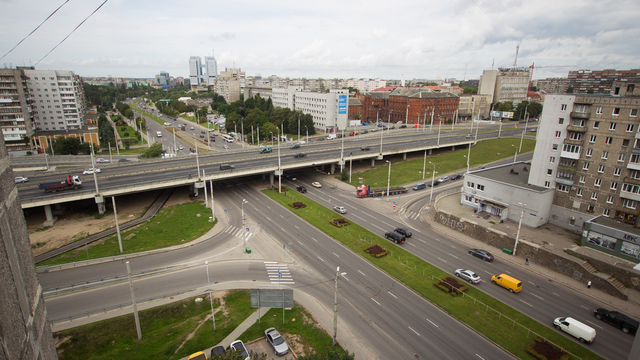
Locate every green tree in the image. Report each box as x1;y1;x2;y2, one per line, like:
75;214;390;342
139;143;165;158
49;137;82;155
567;86;574;93
354;114;361;120
462;85;477;94
260;122;279;141
498;102;514;111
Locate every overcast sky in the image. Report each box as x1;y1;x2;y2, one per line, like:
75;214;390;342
1;0;639;81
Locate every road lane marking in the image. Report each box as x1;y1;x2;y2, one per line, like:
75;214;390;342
387;291;397;299
408;326;420;336
312;237;318;242
295;225;300;229
434;238;440;242
279;214;284;218
358;270;366;276
280;228;286;233
266;217;271;221
297;241;303;246
581;305;589;310
333;252;340;257
264;261;277;264
528;281;536;286
437;257;447;263
351;214;367;222
267;206;271;209
245;233;253;241
408;243;416;247
342;276;350;282
418;239;426;244
448;253;458;258
530;293;544;301
426;318;439;328
504;270;512;274
584;320;603;329
476;355;486;360
484;271;493;276
317;256;324;262
450;245;456;249
552;292;560;296
519;299;533;307
371;298;381;306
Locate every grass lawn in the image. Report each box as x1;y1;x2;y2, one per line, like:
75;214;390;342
346;138;536;187
54;290;254;360
39;200;216;266
115;125;140;140
130;104;163;126
262;189;604;360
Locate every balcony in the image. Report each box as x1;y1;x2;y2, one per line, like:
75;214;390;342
628;162;640;171
560;150;581;160
563;138;583;146
555;178;574;186
570;111;591;120
624;177;640;186
566;125;587;133
557;164;577;172
616;204;640;216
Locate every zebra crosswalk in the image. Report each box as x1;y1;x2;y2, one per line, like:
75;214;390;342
224;225;253;241
403;210;422;220
264;261;294;285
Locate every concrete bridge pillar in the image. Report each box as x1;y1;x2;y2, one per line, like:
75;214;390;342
403;152;407;160
371;158;376;167
269;172;274;185
42;204;57;227
451;146;455;151
428;149;433;155
95;195;106;215
330;163;336;174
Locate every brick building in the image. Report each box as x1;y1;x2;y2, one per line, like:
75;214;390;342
388;88;459;125
567;69;640;95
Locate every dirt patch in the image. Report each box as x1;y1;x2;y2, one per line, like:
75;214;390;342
283;333;309;357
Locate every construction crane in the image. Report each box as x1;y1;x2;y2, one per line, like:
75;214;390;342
528;62;574;96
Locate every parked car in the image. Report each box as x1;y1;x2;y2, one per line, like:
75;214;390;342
385;231;406;244
187;351;207;360
413;183;426;190
389;126;396;129
200;130;205;134
553;317;596;343
230;340;250;360
265;327;289;356
594;308;639;334
290;143;300;149
311;182;322;188
450;174;462;180
293;153;306;158
529;128;537;133
349;131;358;136
210;346;226;357
199;134;204;138
437;176;449;183
95;158;109;163
361;130;369;134
465;134;474;139
370;128;379;132
394;227;412;237
14;176;28;183
83;168;101;175
118;158;131;163
361;146;371;151
296;186;307;193
334;206;347;214
469;248;494;261
455;269;481;284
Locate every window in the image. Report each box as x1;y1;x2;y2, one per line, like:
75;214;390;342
547;169;553;175
587;205;595;213
467;181;474;188
631;170;640;180
569;132;582;140
575;105;588;113
611;182;619;190
555;131;562;138
558;184;570;192
619;154;626;162
549;156;556;163
613;108;621;116
586;148;593;157
594;178;602;187
623;139;631;147
558;118;564;124
623;199;638;209
590;192;598;201
582;162;590;170
622;184;640;194
603;209;611;217
627;124;635;132
631;109;639;117
477;184;485;191
552;144;559;151
573;119;585;127
544;181;550;187
577;188;584;197
561;104;568;111
601;151;609;160
593;121;600;128
579;176;586;183
610;123;617;131
614;168;622;176
605;137;613;145
607;196;614;204
589;135;597;143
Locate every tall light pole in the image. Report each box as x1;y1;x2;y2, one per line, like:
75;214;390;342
513;202;526;256
405;104;409;127
241;119;244;149
376;108;380;128
242;199;248;250
270;131;274;147
379;119;384;154
385;160;391;202
422;149;427;180
205;261;216;330
278;126;282;193
511;144;518;163
333;266;347;347
298;113;300;142
349;152;353;184
437;118;442;146
340;128;345;173
466;142;471;173
305;126;308;144
429;161;436;206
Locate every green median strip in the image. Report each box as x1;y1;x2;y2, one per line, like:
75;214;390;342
263;189;604;360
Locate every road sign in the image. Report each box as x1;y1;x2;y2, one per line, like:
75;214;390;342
246;228;249;232
393;202;396;205
224;209;227;213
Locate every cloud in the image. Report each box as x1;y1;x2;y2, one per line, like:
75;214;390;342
208;32;236;41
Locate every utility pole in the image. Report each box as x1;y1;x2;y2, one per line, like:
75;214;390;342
126;261;142;340
333;266;346;347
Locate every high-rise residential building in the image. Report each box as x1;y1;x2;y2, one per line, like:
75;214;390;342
529;84;640;232
534;77;570;94
567;69;640;95
189;56;204;85
345;78;387;92
0;137;58;359
478;67;530;105
213;68;245;103
272;87;349;130
26;69;86;131
205;55;218;84
0;66;34;151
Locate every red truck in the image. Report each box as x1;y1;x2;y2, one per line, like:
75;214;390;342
356;184;407;198
38;175;83;193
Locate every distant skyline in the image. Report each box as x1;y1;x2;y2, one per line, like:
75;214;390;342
1;0;639;81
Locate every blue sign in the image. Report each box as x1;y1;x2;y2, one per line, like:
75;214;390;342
338;95;347;114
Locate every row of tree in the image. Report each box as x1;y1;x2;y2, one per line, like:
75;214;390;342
492;100;543;120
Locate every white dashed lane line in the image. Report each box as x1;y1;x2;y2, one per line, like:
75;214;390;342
387;291;397;299
317;256;324;262
333;252;340;257
358;270;366;276
520;299;533;307
530;293;544;301
426;318;439;328
408;327;420;336
372;298;381;306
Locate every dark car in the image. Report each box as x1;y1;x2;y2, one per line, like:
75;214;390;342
118;158;131;163
296;186;307;193
361;146;370;151
594;308;639;334
385;231;405;244
469;248;494;261
389;126;396;129
427;180;440;187
361;130;369;134
394;227;412;237
450;174;462;180
210;346;226;357
293;153;306;158
399;124;407;128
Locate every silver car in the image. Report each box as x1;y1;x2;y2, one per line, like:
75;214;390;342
264;327;289;356
455;269;481;284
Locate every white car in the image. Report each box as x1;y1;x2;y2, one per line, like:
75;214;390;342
95;158;109;163
438;176;449;183
83;168;101;175
455;269;481;284
178;145;184;150
14;176;28;183
230;340;249;360
311;182;322;188
334;206;347;214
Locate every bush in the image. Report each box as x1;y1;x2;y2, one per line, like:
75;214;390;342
525;336;570;360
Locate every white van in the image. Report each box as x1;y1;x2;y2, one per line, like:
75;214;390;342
553;317;596;343
156;131;162;137
327;134;336;140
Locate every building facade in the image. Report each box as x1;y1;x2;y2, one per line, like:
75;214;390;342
345;78;387;92
388;88;459;125
479;68;530;105
0;67;34;151
534;77;570;94
458;94;491;120
189;56;204;85
26;69;86;132
155;71;170;87
213;68;245;104
567;69;640;95
272;87;349;130
205;56;218;84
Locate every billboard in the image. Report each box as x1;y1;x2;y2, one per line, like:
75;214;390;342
490;111;501;118
338;95;347;114
502;112;514;119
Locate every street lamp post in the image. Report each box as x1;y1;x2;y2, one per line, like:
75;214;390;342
270;131;274;147
305;126;309;144
422;149;427;180
333;266;347;347
386;160;391;202
405;104;409;127
340;129;345;173
242;199;248;250
513;203;526;256
278;126;282;193
205;261;216;330
241;119;244;149
429;161;436;206
349;152;353;184
511;144;518;163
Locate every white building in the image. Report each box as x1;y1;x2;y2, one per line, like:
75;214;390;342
478;68;530;105
345;78;387;92
205;55;218;84
272;87;349;131
189;56;204;85
26;70;86;131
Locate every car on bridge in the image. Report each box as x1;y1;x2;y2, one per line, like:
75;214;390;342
95;158;109;163
14;176;28;183
450;174;462;180
83;168;101;175
413;183;426;190
469;248;494;261
260;147;272;154
361;146;370;151
290;143;300;149
334;206;347;214
293;153;306;158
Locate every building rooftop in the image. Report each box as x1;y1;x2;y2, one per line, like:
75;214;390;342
348;98;362;106
588;215;640;237
467;162;549;193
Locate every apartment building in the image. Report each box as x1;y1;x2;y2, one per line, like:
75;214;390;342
26;69;86;131
345;78;387;92
205;55;218;84
212;68;245;104
458;94;491;120
529;87;640;233
0;67;34;151
272;87;348;130
534;77;570;94
478;68;530;105
567;69;640;95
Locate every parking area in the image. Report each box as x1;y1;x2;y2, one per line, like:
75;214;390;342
246;338;298;360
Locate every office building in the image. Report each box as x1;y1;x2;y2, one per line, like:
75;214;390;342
0;67;34;151
567;69;640;95
458;94;492;120
272;87;349;130
478;68;530;105
205;55;218;84
155;71;170;87
345;78;387;92
26;69;86;131
189;56;204;85
534;77;570;94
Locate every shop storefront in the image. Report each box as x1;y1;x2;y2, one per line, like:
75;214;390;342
582;215;640;263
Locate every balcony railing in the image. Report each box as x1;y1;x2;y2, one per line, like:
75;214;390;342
571;111;591;120
563;138;583;146
566;125;587;133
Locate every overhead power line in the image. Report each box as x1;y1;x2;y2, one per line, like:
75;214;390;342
0;0;70;61
35;0;109;66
